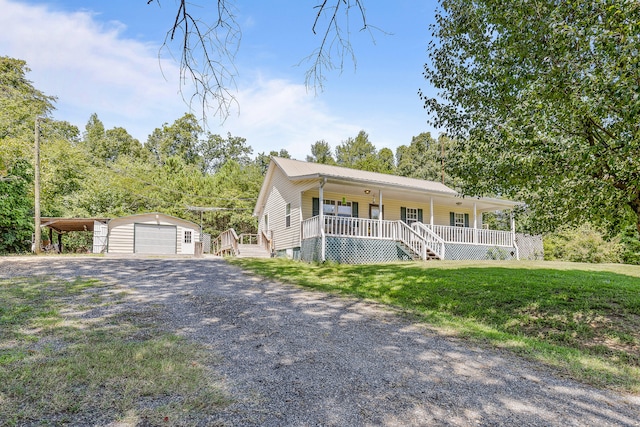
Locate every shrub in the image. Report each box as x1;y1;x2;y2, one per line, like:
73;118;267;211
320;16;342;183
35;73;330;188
618;225;640;265
543;223;622;263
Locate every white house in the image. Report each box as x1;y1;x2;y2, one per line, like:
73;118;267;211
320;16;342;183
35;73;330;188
249;157;541;263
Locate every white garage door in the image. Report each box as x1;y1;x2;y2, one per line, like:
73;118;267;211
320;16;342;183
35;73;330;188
134;224;177;254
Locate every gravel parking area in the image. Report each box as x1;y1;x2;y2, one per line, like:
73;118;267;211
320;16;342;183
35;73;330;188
1;256;639;426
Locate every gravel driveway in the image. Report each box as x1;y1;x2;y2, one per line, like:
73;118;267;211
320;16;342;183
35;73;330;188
1;256;639;426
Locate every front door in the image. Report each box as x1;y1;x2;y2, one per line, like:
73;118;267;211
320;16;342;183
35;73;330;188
182;230;195;255
369;204;381;220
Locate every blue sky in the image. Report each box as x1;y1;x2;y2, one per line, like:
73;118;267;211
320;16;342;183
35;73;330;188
0;0;440;160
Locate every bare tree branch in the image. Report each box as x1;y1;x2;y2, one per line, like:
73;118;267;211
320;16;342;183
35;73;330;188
148;1;378;120
149;0;240;123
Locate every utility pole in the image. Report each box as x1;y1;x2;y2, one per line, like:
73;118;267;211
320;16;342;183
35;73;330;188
34;117;41;254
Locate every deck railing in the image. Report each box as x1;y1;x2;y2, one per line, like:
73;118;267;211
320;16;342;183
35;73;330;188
426;224;513;247
301;216;514;248
322;216;397;239
212;228;239;256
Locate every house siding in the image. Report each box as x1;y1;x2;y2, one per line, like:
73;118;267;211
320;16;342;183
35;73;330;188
107;214;199;254
300;191;476;227
259;168;315;251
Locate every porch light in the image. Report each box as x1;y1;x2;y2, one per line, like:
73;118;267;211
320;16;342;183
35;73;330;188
364;189;371;194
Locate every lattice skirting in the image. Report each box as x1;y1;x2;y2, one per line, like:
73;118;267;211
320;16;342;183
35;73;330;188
301;237;323;262
201;233;211;253
515;233;544;260
301;235;544;263
301;237;412;264
444;243;517;260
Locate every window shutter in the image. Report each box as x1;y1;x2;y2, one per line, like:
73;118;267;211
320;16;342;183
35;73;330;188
417;209;423;223
401;207;407;223
464;213;470;227
450;212;455;226
352;202;359;218
312;197;319;216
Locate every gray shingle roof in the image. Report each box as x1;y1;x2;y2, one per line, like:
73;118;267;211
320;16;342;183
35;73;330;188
272;157;458;195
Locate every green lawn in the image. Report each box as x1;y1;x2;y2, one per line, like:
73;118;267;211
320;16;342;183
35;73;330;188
0;276;229;426
229;258;640;393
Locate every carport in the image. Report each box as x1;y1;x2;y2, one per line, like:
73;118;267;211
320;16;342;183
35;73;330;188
39;217;110;253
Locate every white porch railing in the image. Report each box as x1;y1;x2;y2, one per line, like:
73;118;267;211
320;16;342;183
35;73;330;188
301;216;444;260
411;222;446;259
301;216;514;248
323;216;397;240
426;224;513;247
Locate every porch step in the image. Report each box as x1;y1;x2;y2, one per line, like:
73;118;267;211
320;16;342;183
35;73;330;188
398;242;441;261
237;244;271;258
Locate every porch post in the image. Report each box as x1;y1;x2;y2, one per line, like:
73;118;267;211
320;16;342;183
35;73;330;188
378;190;383;238
430;197;434;227
510;209;519;260
473;202;478;244
320;179;326;262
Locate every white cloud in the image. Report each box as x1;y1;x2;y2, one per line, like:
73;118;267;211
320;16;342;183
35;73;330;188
0;0;364;159
215;76;361;159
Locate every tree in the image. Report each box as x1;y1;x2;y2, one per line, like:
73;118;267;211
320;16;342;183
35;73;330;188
0;57;55;170
422;1;640;233
147;1;375;119
335;130;378;171
105;127;144;160
377;148;395;174
0;161;33;253
395;132;458;186
145;113;203;167
202;132;253;174
306;140;336;165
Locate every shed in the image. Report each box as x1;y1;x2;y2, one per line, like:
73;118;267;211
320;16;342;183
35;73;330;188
107;213;200;255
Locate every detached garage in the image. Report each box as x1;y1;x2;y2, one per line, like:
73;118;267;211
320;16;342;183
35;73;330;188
107;213;199;255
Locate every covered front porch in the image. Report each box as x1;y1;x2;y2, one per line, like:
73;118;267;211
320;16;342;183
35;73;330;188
301;215;518;263
298;179;521;263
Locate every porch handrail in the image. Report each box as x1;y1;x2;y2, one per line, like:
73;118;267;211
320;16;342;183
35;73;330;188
260;229;273;254
411;222;446;259
212;228;239;256
396;221;428;260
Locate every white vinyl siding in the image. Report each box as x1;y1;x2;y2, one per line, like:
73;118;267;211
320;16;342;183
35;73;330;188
300;191;475;228
259;168;308;251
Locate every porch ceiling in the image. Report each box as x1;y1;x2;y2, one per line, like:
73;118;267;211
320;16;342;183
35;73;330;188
321;180;519;211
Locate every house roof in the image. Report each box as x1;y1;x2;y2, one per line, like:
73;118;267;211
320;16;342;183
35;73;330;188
254;157;520;216
271;157;459;195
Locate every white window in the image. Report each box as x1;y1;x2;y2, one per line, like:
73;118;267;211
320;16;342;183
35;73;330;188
454;212;465;227
184;230;192;244
285;203;291;228
337;201;352;217
323;199;336;216
406;208;419;224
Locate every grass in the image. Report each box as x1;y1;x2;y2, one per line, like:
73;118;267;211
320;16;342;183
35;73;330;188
228;258;640;393
0;276;230;426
